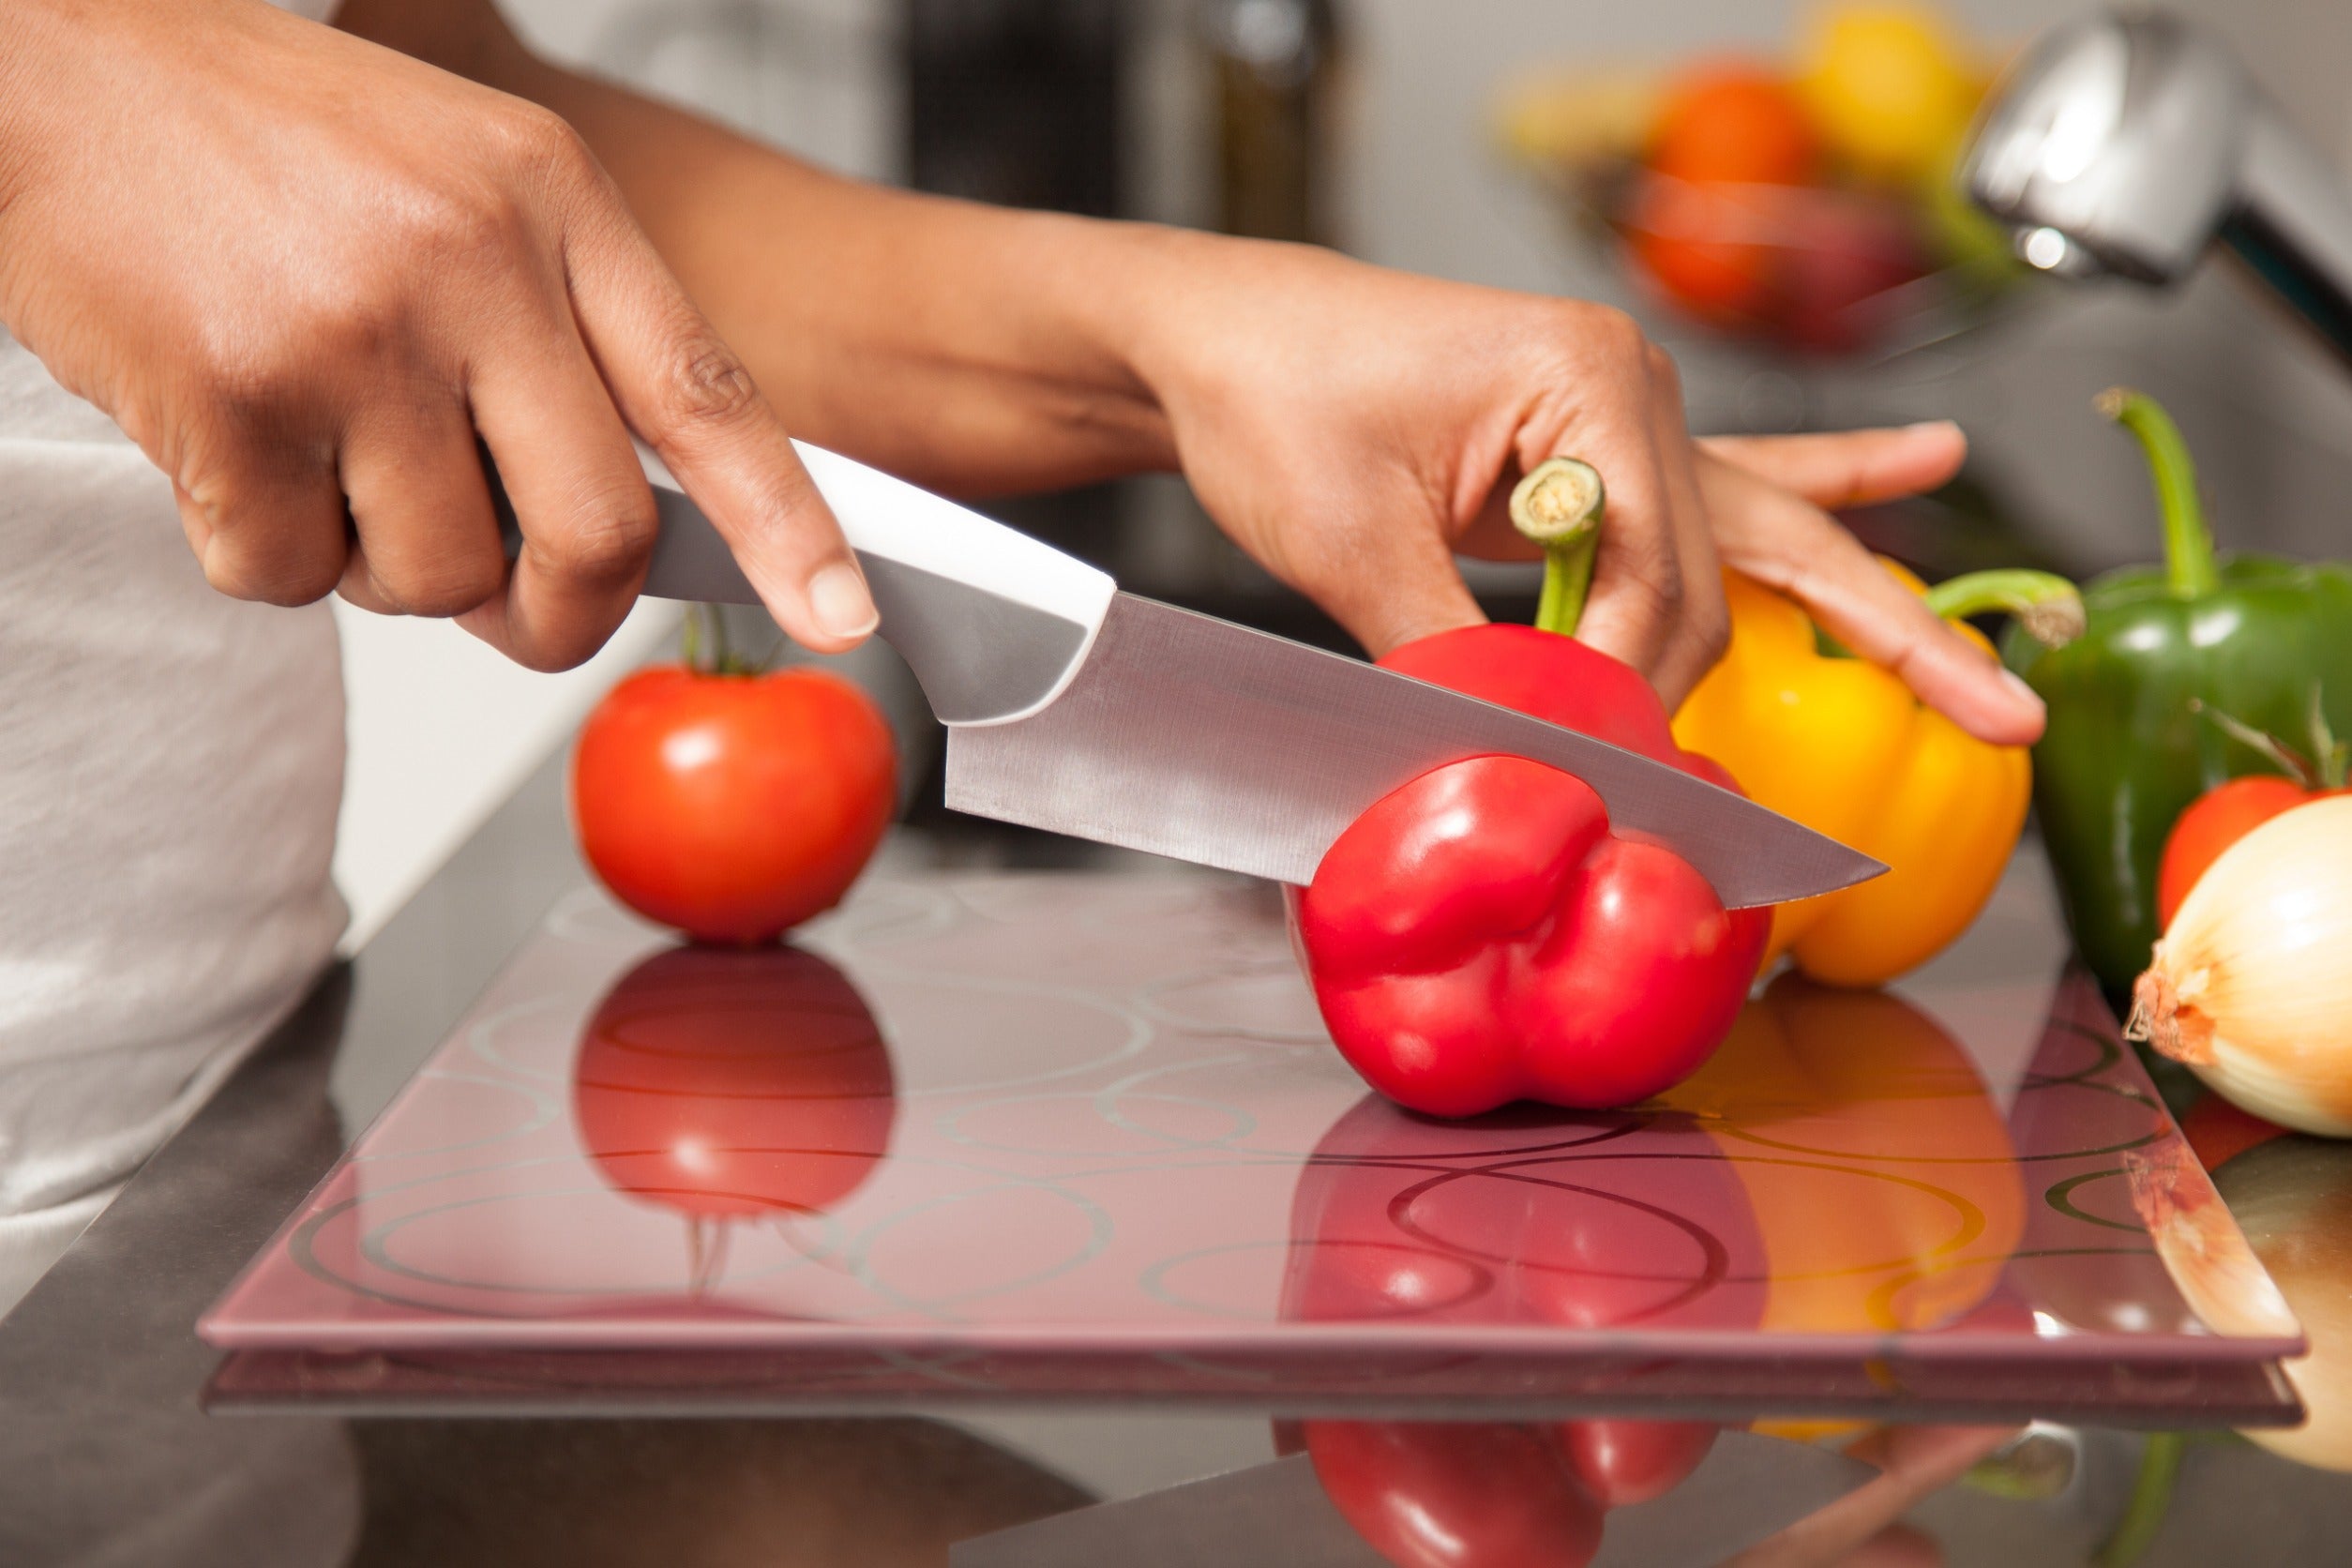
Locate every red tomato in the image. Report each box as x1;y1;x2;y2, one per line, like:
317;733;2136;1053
1627;66;1819;330
2156;776;2344;931
2178;1090;2289;1176
573;943;897;1219
572;665;896;944
1647;64;1821;186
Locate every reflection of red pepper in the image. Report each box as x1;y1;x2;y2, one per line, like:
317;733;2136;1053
1304;1419;1605;1568
1278;1091;1750;1564
573;944;897;1284
1299;460;1769;1116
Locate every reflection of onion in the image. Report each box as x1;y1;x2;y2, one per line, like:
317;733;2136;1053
2211;1138;2352;1470
2123;1144;2297;1340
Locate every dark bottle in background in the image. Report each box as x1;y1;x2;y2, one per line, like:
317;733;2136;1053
1199;0;1344;246
899;0;1128;217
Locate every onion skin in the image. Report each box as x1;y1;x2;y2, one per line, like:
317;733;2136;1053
2129;795;2352;1137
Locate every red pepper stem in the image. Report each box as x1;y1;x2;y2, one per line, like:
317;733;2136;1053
681;603;707;671
1511;457;1606;638
1921;569;2087;648
2098;387;2219;600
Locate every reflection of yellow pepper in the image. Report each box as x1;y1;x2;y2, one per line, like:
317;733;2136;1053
1672;565;2081;987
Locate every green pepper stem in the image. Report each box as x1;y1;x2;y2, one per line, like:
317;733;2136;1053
1922;568;2087;648
2099;387;2219;600
2093;1431;2184;1568
1512;457;1605;637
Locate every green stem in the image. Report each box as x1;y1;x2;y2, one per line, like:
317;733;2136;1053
1922;568;2087;648
2093;1431;2185;1568
681;603;706;671
1512;457;1606;638
2191;688;2349;790
2099;387;2219;599
711;603;735;672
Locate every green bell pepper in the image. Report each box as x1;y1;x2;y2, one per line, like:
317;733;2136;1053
2002;389;2352;997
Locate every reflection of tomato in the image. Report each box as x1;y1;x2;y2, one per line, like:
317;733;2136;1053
573;943;897;1220
571;665;896;945
1629;64;1822;328
1659;974;2025;1334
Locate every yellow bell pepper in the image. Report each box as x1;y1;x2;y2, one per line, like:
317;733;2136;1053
1671;564;2081;987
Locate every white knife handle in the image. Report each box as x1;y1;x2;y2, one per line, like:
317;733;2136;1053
489;442;1117;726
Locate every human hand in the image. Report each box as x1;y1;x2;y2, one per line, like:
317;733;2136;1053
1128;238;2041;745
0;0;874;669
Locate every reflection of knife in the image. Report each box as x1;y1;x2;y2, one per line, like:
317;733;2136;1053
948;1433;1877;1568
496;446;1882;906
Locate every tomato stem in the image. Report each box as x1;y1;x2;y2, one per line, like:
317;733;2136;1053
1511;457;1605;638
2191;695;2345;790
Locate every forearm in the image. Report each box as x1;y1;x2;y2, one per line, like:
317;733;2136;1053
338;0;1184;498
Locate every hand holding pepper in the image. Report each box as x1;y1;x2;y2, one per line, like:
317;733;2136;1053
1297;460;1768;1116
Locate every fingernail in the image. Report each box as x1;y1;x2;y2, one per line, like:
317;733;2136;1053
1999;666;2043;710
808;561;879;641
1905;419;1962;436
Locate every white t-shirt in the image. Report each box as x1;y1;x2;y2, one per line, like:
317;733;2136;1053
0;0;350;1313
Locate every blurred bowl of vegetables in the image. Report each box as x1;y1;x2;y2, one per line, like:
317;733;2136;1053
1498;4;2032;360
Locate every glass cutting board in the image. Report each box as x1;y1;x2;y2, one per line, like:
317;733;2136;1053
202;866;2304;1425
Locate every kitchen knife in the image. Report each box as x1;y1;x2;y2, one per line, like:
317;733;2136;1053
491;445;1883;907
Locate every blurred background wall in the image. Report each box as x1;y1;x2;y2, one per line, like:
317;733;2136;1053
332;0;2352;945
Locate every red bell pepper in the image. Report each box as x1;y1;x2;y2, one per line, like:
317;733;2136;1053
1297;459;1770;1117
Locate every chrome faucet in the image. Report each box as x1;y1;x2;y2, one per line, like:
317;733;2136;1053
1962;8;2352;363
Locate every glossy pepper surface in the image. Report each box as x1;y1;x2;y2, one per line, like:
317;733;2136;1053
2004;390;2352;996
1672;563;2080;987
1296;460;1771;1117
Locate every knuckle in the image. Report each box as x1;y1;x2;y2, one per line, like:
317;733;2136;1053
374;551;505;619
489;101;595;189
656;324;765;432
1576;303;1648;366
201;535;342;608
1644;340;1683;396
536;487;658;586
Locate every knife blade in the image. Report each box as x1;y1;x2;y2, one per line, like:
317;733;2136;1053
490;444;1883;906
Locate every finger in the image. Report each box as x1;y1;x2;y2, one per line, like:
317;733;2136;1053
562;191;873;655
1701;421;1968;509
1702;454;2045;746
1643;352;1728;707
1568;418;1683;679
172;445;351;608
336;400;508;621
1319;518;1488;658
459;325;661;671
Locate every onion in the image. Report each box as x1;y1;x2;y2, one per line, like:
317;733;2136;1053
2129;794;2352;1137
